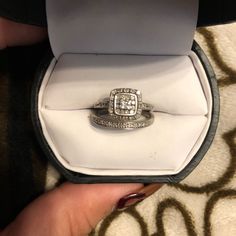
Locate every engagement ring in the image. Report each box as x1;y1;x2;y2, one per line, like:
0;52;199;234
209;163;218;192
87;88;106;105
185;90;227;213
90;88;154;129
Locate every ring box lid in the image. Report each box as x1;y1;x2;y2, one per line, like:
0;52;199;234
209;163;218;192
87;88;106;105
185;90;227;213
46;0;199;59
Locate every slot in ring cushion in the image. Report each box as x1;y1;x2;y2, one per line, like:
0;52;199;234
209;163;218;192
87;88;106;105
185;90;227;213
38;52;212;176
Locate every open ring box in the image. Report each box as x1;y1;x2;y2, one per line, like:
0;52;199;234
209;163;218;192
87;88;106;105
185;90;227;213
32;0;220;183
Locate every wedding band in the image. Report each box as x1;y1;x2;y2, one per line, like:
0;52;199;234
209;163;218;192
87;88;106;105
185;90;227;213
90;88;155;130
90;109;154;130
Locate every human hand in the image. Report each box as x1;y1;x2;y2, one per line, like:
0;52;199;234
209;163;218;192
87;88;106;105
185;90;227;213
1;183;162;236
0;17;47;48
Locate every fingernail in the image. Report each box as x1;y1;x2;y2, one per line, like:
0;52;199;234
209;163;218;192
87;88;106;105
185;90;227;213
116;192;146;210
116;183;162;211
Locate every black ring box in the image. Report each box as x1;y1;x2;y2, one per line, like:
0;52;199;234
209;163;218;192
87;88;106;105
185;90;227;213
31;0;220;183
31;41;219;183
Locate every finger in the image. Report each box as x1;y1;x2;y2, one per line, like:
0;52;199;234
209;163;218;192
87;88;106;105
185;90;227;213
2;183;147;236
0;17;47;49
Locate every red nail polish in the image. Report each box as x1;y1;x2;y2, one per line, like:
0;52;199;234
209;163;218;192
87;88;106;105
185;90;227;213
116;192;146;210
115;184;162;211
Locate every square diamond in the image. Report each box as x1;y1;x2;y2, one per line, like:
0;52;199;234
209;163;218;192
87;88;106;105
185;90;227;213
114;93;138;116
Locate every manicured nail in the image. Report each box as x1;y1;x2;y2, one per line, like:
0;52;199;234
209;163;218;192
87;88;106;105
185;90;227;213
116;192;146;210
116;183;162;210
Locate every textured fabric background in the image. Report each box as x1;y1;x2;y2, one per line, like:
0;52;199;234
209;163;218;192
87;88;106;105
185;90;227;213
0;22;235;235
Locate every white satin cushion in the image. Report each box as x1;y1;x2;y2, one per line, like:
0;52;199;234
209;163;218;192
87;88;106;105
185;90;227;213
38;52;212;176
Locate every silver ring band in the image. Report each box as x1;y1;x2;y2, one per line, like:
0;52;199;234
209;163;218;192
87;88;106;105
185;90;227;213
94;98;153;112
90;110;154;130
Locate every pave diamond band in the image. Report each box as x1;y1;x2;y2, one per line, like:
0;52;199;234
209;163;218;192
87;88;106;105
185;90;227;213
90;110;154;129
90;88;155;130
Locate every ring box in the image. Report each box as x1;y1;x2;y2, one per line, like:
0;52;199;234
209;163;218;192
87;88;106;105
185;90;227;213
32;0;220;183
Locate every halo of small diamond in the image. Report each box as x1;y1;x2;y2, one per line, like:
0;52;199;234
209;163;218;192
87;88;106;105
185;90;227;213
108;88;142;120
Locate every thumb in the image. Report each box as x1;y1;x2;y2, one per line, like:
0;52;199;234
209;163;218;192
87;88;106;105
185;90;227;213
0;17;47;49
2;183;147;236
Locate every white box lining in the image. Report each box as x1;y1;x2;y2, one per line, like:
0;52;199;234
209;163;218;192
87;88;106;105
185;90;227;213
37;52;212;176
